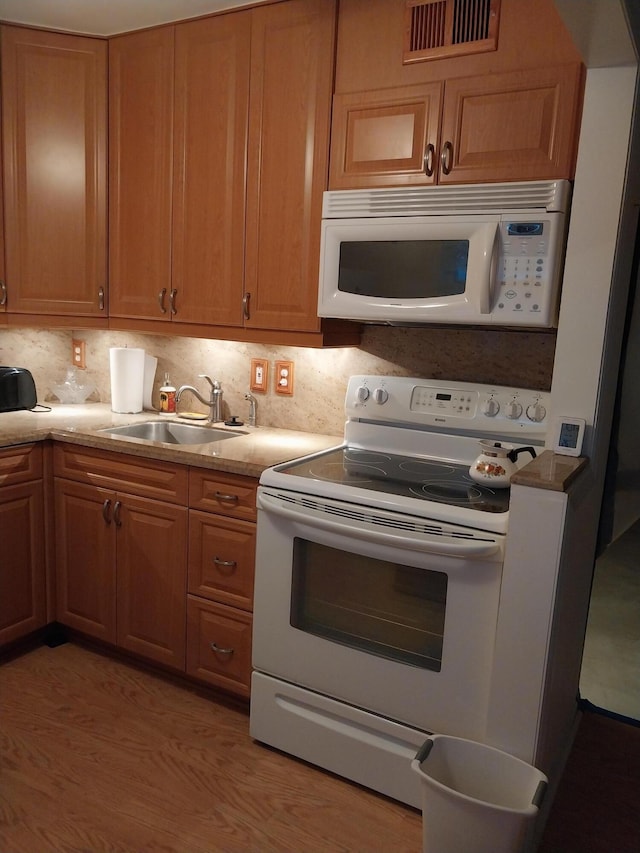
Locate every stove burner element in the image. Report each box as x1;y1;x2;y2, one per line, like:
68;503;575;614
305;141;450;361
344;450;392;465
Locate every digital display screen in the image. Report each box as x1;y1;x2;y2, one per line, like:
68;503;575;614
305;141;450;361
506;222;544;236
436;393;451;401
559;422;580;448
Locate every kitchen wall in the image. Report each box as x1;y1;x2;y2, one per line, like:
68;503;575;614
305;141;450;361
0;325;556;435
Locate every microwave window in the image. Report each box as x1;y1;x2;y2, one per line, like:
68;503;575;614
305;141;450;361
338;240;468;299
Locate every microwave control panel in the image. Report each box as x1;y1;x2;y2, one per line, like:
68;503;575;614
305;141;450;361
494;217;565;325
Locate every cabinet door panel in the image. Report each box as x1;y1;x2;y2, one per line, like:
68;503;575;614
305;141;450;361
186;596;252;697
244;0;335;331
439;64;583;184
172;14;250;327
109;27;174;320
188;510;255;611
1;26;107;316
329;83;443;189
0;481;45;645
54;479;116;642
116;494;187;670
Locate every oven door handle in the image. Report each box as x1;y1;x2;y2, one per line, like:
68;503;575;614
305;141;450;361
257;491;502;559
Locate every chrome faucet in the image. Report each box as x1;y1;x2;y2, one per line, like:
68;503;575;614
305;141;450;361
244;391;257;427
176;375;223;423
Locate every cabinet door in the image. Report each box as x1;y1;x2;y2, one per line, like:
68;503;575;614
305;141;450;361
329;83;443;189
439;64;583;184
244;0;336;332
109;27;174;321
172;13;250;327
116;493;187;670
54;479;116;642
0;126;6;318
186;596;252;698
0;480;45;645
188;510;255;611
1;26;107;316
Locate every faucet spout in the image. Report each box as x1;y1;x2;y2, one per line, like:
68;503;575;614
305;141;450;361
176;375;223;423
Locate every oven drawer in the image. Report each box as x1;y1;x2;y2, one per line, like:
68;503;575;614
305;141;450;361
186;596;252;698
188;510;255;611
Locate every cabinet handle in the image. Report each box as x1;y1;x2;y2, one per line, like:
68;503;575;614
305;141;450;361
0;281;6;306
210;642;234;658
242;292;250;320
170;288;177;315
158;287;167;314
113;500;122;527
441;140;453;175
98;286;105;311
102;499;112;525
214;490;239;505
213;556;237;571
423;143;435;177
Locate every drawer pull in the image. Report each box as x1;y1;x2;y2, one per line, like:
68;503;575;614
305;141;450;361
113;500;122;527
210;642;234;658
213;556;237;570
214;490;239;504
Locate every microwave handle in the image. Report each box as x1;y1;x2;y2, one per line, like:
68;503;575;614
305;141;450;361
479;222;500;315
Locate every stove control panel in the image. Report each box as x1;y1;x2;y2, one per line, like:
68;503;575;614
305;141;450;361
348;375;551;437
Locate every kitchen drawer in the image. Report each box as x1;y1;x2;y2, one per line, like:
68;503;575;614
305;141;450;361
53;443;188;504
0;443;43;485
188;510;255;611
188;468;257;522
186;596;252;698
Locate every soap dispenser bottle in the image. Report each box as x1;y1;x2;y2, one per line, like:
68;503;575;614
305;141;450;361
159;372;176;414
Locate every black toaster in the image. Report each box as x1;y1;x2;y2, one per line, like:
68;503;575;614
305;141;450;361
0;366;38;412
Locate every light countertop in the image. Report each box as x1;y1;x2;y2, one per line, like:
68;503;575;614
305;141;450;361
0;403;341;478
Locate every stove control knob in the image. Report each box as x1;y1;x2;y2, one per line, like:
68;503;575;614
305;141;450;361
506;400;523;419
356;386;370;403
526;402;547;422
482;397;500;417
373;387;389;404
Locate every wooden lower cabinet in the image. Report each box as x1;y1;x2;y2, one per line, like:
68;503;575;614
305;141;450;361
0;444;46;645
186;597;253;698
53;444;188;670
186;468;257;697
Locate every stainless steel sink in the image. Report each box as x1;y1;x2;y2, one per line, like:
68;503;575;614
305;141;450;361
97;421;246;445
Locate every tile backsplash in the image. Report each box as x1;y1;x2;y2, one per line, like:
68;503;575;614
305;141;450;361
1;325;556;436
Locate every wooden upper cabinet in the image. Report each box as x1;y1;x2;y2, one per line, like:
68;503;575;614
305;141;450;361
172;13;250;327
109;27;174;321
1;26;107;317
330;83;443;189
244;0;336;332
0;127;5;318
330;0;584;189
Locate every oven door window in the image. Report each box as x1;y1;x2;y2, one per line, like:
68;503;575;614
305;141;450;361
290;538;447;671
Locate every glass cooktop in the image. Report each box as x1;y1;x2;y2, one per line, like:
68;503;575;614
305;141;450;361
280;447;510;514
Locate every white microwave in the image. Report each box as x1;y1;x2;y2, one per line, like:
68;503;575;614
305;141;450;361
317;180;571;328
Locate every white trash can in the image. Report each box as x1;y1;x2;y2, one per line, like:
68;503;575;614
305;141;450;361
411;735;548;853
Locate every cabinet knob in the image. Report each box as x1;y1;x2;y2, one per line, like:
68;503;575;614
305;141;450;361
210;642;234;658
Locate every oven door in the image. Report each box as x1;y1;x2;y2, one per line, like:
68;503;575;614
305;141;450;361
252;486;505;741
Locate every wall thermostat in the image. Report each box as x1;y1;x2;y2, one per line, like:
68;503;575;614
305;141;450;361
552;416;586;457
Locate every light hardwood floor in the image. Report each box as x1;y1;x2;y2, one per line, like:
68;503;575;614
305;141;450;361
0;643;422;853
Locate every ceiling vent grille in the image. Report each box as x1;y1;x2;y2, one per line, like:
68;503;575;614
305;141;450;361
404;0;500;64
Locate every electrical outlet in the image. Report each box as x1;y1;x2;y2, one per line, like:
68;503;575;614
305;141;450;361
72;339;86;369
250;358;268;393
275;360;294;396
